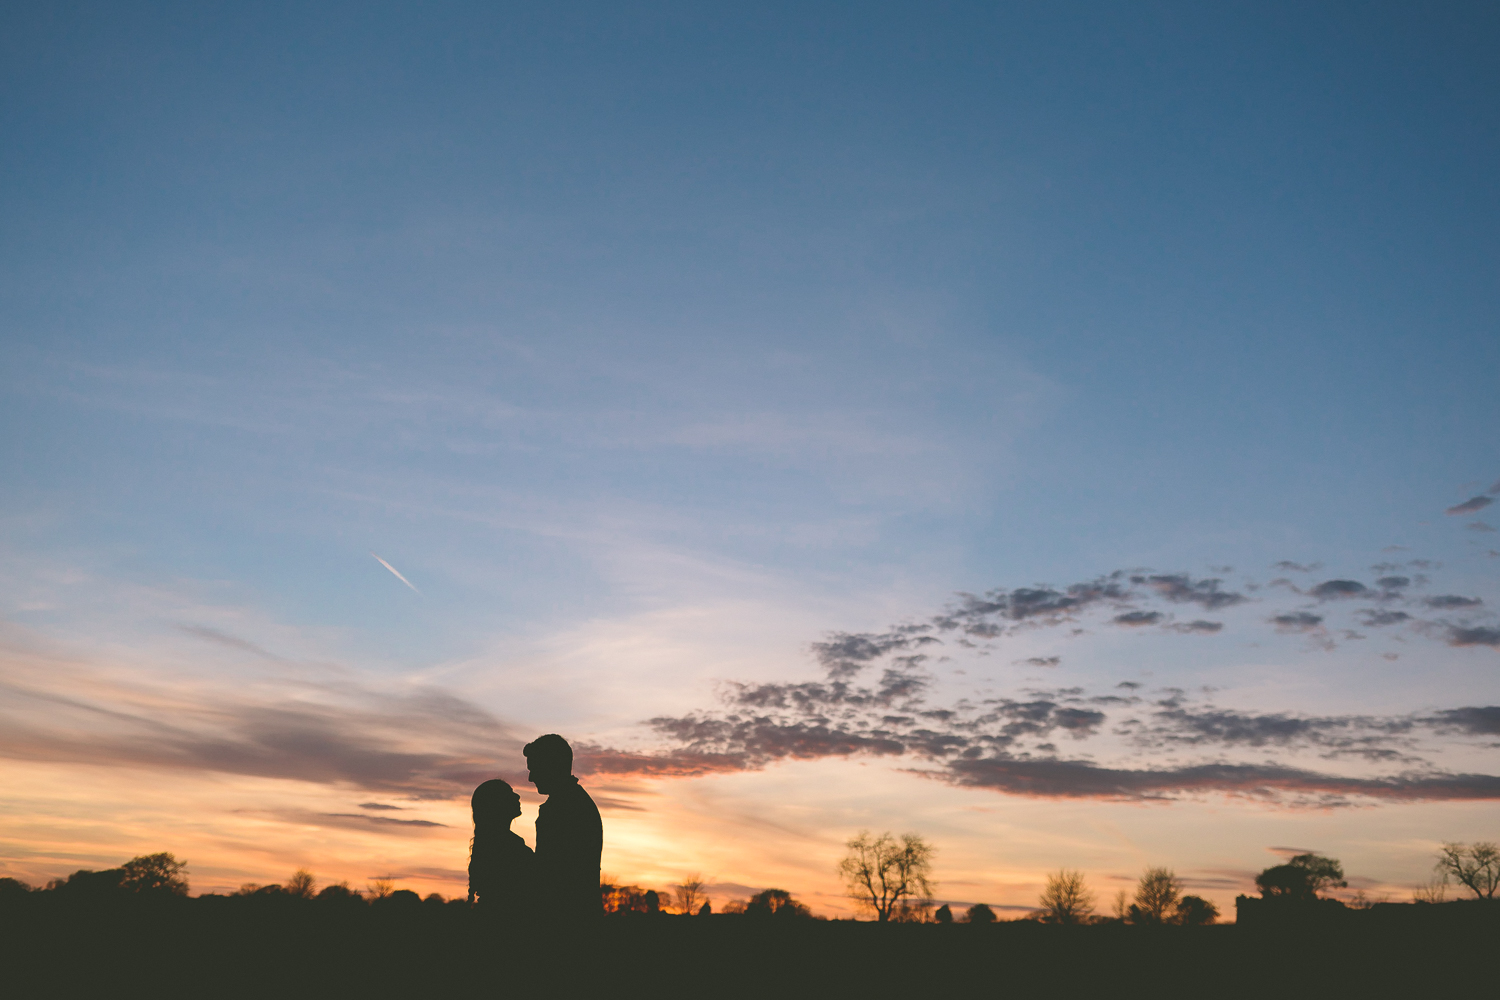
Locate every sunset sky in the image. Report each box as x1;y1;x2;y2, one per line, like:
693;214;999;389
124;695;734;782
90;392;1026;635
2;2;1498;918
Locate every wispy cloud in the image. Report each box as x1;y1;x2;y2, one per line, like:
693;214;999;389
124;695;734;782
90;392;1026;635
940;758;1500;805
1446;496;1494;515
176;624;279;660
0;633;523;798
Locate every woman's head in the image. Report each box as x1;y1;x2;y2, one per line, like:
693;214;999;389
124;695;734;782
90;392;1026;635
471;779;521;825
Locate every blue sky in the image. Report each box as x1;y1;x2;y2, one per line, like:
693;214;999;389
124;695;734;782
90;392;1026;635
2;2;1497;911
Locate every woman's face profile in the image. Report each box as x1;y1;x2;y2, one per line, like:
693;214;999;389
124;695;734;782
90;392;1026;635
473;780;522;823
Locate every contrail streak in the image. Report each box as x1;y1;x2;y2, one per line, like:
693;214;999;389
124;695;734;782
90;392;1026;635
370;552;420;593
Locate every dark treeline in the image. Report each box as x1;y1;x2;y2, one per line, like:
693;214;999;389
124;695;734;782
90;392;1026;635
3;852;1497;1000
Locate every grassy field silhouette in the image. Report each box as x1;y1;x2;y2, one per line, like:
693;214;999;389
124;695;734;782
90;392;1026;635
3;879;1495;999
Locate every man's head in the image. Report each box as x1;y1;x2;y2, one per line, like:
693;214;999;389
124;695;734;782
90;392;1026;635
523;733;573;794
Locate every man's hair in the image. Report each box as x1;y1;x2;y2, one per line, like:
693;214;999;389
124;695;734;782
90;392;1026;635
523;733;573;771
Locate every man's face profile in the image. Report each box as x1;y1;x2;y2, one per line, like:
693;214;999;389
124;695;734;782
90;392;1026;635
527;760;562;794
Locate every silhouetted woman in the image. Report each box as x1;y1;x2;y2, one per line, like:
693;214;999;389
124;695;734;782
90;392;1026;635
467;779;536;920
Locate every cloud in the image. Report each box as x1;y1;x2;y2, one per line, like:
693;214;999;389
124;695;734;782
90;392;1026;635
321;813;447;828
939;757;1500;803
1125;705;1415;757
358;802;405;811
1020;656;1061;667
1273;562;1321;573
1309;580;1370;600
1052;707;1107;736
1375;576;1410;590
1271;612;1323;631
1424;595;1482;610
1129;574;1246;610
1112;611;1163;627
245;809;452;836
176;625;279;659
810;631;936;679
933;575;1131;635
1268;846;1320;858
1425;707;1500;736
1446;496;1494;515
1468;522;1497;533
0;642;527;798
1448;626;1500;648
599;718;908;777
1166;620;1224;634
1358;609;1411;627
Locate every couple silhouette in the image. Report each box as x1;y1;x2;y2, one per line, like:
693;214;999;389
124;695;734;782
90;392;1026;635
467;734;603;923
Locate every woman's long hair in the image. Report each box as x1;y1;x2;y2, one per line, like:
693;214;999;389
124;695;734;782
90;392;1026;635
468;779;515;903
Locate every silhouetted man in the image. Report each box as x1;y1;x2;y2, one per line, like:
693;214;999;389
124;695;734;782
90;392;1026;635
524;733;602;924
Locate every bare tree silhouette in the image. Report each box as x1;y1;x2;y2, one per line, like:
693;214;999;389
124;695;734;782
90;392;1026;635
1412;874;1448;903
1037;869;1095;924
673;875;707;915
838;831;935;923
1128;868;1180;924
284;869;316;900
1435;842;1500;900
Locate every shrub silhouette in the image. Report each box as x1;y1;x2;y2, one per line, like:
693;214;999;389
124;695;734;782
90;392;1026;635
116;853;189;896
601;880;655;914
1255;854;1345;902
0;877;33;898
745;889;812;919
316;883;364;905
1174;895;1219;925
51;868;125;897
964;903;997;923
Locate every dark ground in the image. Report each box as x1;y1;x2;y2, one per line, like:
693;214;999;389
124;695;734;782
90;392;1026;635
2;897;1492;999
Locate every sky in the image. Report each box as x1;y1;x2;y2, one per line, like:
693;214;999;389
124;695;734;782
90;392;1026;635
1;1;1498;917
